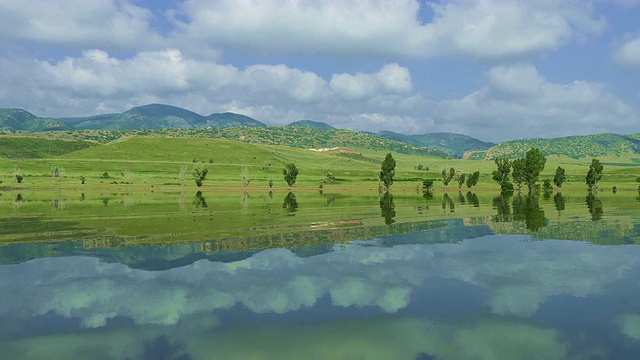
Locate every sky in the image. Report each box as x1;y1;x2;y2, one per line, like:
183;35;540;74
0;0;638;142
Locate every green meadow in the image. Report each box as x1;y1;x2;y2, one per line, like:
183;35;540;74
0;135;638;249
1;136;638;191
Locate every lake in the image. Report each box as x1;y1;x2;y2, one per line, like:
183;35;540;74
0;188;639;359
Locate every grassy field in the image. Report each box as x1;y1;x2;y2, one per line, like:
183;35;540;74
0;136;637;194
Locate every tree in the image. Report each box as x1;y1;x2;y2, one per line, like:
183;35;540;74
456;173;466;189
523;148;546;192
193;166;208;187
585;158;603;191
179;166;187;187
379;153;396;190
13;166;24;184
492;157;511;184
512;158;526;191
80;176;86;184
283;163;298;187
553;166;566;188
242;166;251;189
441;167;455;189
466;171;480;189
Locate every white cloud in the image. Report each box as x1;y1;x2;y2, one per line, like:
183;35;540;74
330;63;412;101
174;0;605;60
614;36;640;68
433;63;638;142
0;0;160;50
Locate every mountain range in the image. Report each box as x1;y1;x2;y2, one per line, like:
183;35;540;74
1;103;639;160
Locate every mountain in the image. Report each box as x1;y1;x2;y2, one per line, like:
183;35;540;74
0;109;71;131
73;104;206;130
376;131;494;158
58;113;118;126
287;120;335;131
203;112;266;128
465;133;640;160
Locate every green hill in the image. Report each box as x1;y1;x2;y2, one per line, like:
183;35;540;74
376;131;494;158
203;112;266;128
22;126;450;158
58;113;118;126
287;120;335;130
0;109;71;132
0;136;97;158
73;104;206;130
466;133;640;160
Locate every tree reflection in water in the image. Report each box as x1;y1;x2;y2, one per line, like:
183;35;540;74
193;191;207;208
379;192;396;225
441;193;455;212
553;192;566;212
493;194;512;223
283;192;298;215
586;192;603;221
466;192;479;207
512;193;546;232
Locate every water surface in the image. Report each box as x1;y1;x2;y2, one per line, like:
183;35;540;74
0;190;639;359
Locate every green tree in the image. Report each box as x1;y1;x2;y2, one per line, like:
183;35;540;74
193;166;208;187
379;153;396;190
512;158;526;191
441;167;455;189
13;166;24;184
585;158;603;191
283;163;298;187
79;176;86;184
466;171;480;189
456;173;466;189
492;157;511;184
553;166;566;188
523;148;546;192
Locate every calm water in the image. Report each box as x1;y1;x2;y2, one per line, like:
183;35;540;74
0;190;639;359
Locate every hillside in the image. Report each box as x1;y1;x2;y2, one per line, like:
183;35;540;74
184;126;451;157
73;104;206;130
0;105;266;131
0;109;71;132
0;136;97;158
287;120;335;130
9;126;451;158
466;133;640;160
376;131;494;158
204;112;266;128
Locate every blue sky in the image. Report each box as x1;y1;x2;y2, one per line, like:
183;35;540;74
0;0;638;142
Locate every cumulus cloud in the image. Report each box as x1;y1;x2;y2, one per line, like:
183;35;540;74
173;0;605;60
330;64;412;101
433;63;638;142
614;36;640;68
0;0;161;51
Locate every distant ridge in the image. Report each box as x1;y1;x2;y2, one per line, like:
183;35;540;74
287;120;335;131
1;104;639;160
465;133;640;160
0;108;71;131
204;112;266;128
376;131;494;158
